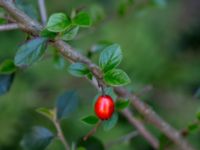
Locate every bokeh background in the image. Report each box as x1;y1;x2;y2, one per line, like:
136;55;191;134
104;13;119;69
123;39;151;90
0;0;200;149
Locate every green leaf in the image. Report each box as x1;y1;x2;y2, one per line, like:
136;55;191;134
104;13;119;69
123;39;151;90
99;44;122;73
104;69;131;86
0;74;15;96
77;147;86;150
40;28;57;39
53;50;65;69
188;123;199;132
0;18;6;24
36;107;55;120
47;13;71;32
115;99;130;110
61;26;79;41
21;126;54;150
14;37;48;67
56;90;78;120
103;113;118;131
158;134;172;150
73;12;91;27
82;115;99;125
68;63;90;77
0;60;17;74
197;111;200;121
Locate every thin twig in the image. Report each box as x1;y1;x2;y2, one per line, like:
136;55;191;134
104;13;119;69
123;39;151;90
121;109;159;149
0;23;18;31
53;117;70;150
105;131;138;149
83;121;101;141
0;1;195;150
38;0;47;25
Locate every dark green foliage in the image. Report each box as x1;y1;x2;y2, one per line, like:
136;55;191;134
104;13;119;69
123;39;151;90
14;37;48;67
21;126;54;150
77;137;105;150
0;60;17;74
82;115;99;125
56;90;78;120
0;73;15;96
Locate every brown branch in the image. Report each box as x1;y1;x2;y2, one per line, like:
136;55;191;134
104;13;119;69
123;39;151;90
114;87;194;150
0;23;18;31
83;121;101;141
0;0;195;150
53;117;70;150
121;109;159;149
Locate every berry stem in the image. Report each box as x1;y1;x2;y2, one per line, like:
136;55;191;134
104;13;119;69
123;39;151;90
83;120;101;141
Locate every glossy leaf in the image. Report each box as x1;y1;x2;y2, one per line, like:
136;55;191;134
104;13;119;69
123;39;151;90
0;74;15;96
56;91;78;120
115;99;130;110
103;113;118;131
36;107;55;120
61;26;79;41
68;63;90;77
21;126;54;150
99;44;122;73
73;12;91;27
47;13;71;32
0;60;17;74
14;37;48;67
104;69;131;86
40;29;57;39
82;115;99;125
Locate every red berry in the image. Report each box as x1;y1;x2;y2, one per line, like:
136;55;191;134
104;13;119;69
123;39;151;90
94;95;115;120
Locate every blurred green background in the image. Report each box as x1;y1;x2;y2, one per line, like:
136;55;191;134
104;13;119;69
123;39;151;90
0;0;200;149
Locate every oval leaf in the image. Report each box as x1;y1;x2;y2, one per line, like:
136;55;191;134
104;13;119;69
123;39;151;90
68;63;90;77
36;107;55;120
82;115;99;125
197;111;200;121
104;69;131;86
103;113;118;131
0;74;15;96
47;13;71;32
14;37;48;67
115;99;130;110
73;12;91;27
56;91;78;120
21;126;54;150
99;44;122;73
61;26;79;41
0;60;17;74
